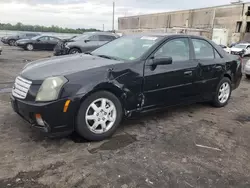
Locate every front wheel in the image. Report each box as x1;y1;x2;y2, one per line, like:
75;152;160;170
69;48;81;54
26;44;34;51
76;91;123;141
212;77;232;107
8;40;16;46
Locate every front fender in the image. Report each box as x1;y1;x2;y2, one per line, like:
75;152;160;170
75;81;131;111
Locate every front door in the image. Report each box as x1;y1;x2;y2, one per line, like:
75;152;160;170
143;37;199;109
35;36;49;50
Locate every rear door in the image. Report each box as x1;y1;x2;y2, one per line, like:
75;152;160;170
48;37;60;50
143;37;199;109
191;38;224;98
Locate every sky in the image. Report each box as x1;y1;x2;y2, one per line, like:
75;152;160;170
0;0;238;30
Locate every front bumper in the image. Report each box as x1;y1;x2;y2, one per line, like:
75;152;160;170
10;95;80;137
1;38;8;44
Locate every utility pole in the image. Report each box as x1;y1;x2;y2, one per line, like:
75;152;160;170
103;24;105;31
112;1;115;32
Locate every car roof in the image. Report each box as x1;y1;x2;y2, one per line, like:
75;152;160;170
123;33;209;39
84;31;119;37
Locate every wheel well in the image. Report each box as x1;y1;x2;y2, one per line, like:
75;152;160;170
80;88;124;107
224;74;231;81
70;47;82;53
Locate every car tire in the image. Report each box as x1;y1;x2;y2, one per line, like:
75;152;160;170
246;74;250;79
76;91;123;141
212;77;232;107
69;48;81;54
8;40;16;46
26;44;34;51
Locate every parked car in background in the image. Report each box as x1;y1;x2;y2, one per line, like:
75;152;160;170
16;35;61;51
11;34;242;141
244;59;250;79
219;44;231;53
54;32;119;56
0;46;2;55
231;43;250;57
1;33;39;46
53;36;76;56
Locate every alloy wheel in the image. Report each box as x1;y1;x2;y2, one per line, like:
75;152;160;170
27;44;33;51
85;98;117;134
218;82;230;104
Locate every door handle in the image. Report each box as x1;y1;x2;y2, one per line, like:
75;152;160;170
184;71;193;76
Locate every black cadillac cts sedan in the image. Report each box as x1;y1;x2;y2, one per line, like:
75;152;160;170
11;34;242;141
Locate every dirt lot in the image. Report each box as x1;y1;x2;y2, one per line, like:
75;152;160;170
0;43;250;188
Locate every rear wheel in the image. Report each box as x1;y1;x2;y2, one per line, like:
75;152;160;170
69;48;81;54
212;77;232;107
8;40;16;46
26;44;34;51
76;91;123;141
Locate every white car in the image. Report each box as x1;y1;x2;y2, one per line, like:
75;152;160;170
219;45;231;53
245;59;250;79
231;43;250;57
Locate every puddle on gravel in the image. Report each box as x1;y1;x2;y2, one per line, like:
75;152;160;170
88;134;137;153
235;115;250;123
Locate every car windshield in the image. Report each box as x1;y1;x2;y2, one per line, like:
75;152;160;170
31;35;42;40
234;44;247;49
91;35;161;61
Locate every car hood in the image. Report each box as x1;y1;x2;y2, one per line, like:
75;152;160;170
20;54;123;81
231;47;244;52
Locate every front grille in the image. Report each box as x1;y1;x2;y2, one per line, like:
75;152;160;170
12;76;32;99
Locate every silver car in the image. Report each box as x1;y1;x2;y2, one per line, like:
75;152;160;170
245;59;250;79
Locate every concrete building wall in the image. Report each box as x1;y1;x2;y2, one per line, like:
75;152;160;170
118;3;250;44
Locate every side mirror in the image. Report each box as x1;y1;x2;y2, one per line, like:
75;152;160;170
36;39;40;42
150;56;172;66
84;39;90;43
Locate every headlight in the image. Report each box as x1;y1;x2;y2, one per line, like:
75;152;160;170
36;76;68;102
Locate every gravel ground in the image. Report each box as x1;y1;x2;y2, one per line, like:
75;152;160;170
0;43;250;188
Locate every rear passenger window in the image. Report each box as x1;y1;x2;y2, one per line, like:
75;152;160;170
99;35;116;41
192;39;215;59
154;38;190;62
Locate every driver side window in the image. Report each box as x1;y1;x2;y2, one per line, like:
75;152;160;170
39;36;49;41
88;35;99;41
154;38;190;62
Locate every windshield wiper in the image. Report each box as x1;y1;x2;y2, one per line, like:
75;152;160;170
96;54;119;60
